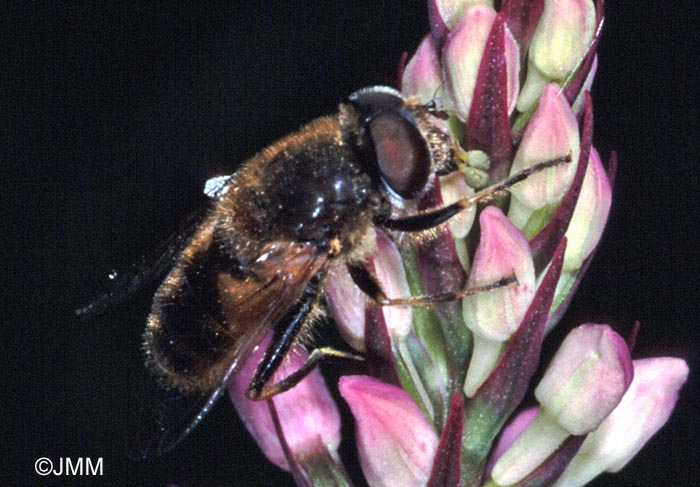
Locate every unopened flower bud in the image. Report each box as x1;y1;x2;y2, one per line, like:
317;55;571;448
325;260;367;352
439;171;475;239
339;375;438;487
517;0;596;111
490;324;633;485
508;83;580;230
402;34;442;103
443;4;520;121
463;207;535;396
373;229;413;341
563;147;612;272
433;0;494;30
536;324;633;432
553;357;689;487
531;0;596;79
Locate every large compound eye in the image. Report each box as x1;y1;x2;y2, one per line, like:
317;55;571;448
368;110;431;199
348;86;403;121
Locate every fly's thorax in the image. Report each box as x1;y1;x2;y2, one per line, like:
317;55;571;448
256;152;373;242
226;115;374;244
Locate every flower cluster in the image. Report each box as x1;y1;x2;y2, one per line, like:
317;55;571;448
228;1;688;486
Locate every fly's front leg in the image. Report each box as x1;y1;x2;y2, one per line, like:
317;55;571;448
377;153;572;232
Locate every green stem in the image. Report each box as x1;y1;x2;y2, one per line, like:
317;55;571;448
301;450;354;487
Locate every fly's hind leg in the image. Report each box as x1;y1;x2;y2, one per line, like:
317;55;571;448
249;346;363;401
246;259;513;402
245;276;363;401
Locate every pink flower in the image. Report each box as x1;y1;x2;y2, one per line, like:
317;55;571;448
563;147;612;271
554;357;689;486
401;34;442;103
490;324;633;485
462;206;536;396
518;0;597;111
508;83;580;230
443;4;520;121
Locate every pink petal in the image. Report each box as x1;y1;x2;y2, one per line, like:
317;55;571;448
371;228;413;340
228;334;341;470
508;83;580;217
563;146;612;271
554;357;689;486
490;406;539;465
443;4;498;121
597;357;689;472
401;34;443;103
339;375;439;487
535;324;633;435
438;171;475;239
325;259;367;352
463;206;535;341
528;91;593;271
529;0;597;80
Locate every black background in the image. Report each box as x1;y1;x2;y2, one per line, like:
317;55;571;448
3;1;698;486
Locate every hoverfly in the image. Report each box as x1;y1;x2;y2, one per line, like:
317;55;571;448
126;85;568;452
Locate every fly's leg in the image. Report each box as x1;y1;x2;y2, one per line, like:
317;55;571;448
378;153;571;232
245;276;362;401
346;262;516;307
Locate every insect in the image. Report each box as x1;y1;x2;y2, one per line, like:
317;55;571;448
141;85;569;451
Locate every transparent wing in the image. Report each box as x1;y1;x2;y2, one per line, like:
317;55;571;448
138;241;327;456
75;205;211;319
